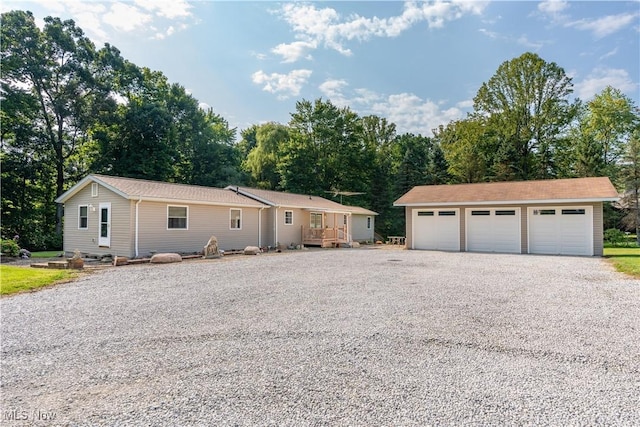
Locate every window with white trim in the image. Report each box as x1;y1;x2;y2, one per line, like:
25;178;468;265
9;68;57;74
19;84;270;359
230;208;242;230
167;206;188;229
91;182;98;197
284;210;293;225
367;216;372;229
78;205;88;229
310;212;322;229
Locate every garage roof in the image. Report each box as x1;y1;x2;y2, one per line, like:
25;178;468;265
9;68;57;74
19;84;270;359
394;177;619;206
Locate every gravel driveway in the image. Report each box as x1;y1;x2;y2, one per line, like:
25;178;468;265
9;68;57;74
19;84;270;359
1;248;639;426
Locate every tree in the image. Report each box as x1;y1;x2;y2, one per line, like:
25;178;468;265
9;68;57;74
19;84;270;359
279;99;368;197
1;10;119;234
473;52;577;180
582;86;639;181
435;116;491;183
243;122;289;189
620;128;640;243
361;115;397;236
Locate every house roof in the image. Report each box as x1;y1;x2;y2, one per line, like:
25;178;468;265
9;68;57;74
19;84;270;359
228;186;373;213
394;177;619;207
343;205;378;216
56;175;267;208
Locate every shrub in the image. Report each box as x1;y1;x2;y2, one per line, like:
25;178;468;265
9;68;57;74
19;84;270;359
604;228;626;247
1;239;20;257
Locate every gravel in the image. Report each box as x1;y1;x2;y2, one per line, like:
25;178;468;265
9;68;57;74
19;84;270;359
1;248;639;426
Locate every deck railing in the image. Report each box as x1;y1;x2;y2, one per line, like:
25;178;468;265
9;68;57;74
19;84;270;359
301;226;349;246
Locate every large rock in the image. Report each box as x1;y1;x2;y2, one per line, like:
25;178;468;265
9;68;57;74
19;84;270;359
243;246;261;255
150;253;182;264
203;235;222;259
113;256;129;266
68;250;84;269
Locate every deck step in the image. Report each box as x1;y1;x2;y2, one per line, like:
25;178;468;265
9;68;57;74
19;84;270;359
47;260;69;269
31;263;50;269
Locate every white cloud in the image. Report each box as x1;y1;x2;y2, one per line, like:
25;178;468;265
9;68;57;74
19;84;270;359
103;3;152;33
567;12;638;38
319;79;349;105
575;67;638;100
252;69;313;99
456;99;474;109
538;0;569;19
8;0;194;45
273;1;488;62
271;41;317;63
599;47;618;61
371;93;464;136
134;0;192;19
316;79;465;135
517;35;543;50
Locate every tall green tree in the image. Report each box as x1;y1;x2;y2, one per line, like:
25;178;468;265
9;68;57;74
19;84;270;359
473;52;577;180
435;116;492;183
279;99;368;196
582;86;639;181
243;122;289;189
620;128;640;242
1;10;120;235
361;115;397;236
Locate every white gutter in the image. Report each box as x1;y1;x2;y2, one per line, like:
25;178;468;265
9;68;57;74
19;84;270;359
135;197;142;257
274;207;278;247
394;197;619;207
258;207;265;248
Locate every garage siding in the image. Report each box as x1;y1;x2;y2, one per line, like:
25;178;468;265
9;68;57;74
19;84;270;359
593;202;604;257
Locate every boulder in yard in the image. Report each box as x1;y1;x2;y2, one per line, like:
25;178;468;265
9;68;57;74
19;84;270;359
150;253;182;264
203;235;222;259
351;242;361;248
243;246;261;255
113;256;129;266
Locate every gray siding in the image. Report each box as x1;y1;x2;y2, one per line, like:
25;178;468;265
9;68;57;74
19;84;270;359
593;202;604;257
351;214;375;242
137;202;261;256
62;183;133;257
275;208;305;247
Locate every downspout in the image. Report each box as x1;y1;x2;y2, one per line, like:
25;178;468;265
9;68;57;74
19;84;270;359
274;207;279;247
258;207;264;248
135;197;142;257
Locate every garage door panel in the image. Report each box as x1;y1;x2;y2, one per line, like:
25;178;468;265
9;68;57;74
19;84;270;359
529;206;593;256
466;208;521;253
413;209;460;251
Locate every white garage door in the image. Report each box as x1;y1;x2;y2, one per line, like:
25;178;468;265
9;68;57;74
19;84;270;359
528;206;593;256
466;208;521;253
413;209;460;251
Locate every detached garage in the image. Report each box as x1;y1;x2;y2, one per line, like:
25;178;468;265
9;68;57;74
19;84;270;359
394;177;618;256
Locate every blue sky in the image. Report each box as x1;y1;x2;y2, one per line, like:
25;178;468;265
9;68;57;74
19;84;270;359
3;1;639;136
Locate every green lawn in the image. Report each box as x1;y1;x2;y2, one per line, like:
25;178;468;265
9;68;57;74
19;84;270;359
30;250;64;258
0;265;77;296
603;246;640;278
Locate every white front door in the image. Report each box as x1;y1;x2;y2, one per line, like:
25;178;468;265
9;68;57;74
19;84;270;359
98;202;111;247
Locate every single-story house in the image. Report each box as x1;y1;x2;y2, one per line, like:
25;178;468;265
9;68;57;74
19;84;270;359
55;175;379;257
343;205;378;243
393;177;618;256
227;186;377;247
55;175;268;258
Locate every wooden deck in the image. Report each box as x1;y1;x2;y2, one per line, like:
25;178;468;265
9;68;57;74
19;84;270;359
302;226;349;248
